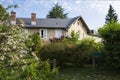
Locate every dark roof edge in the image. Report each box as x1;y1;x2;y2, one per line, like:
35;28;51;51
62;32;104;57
25;26;65;29
66;16;79;30
66;16;90;33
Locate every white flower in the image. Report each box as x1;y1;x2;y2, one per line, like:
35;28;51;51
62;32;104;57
35;56;39;60
31;52;36;56
22;59;26;64
0;55;4;60
13;46;16;49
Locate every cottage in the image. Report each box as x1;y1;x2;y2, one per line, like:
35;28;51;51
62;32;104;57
10;11;101;42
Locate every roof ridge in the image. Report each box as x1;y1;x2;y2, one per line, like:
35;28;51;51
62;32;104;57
17;16;80;20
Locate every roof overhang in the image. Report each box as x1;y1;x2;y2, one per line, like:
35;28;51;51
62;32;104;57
66;16;90;34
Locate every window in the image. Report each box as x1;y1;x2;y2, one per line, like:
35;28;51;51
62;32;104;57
40;29;47;39
55;29;62;38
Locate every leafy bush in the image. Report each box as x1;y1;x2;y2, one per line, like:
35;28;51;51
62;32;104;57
0;61;59;80
99;21;120;70
40;38;103;67
49;30;79;43
0;4;59;79
25;32;42;54
70;30;79;43
0;23;59;80
40;42;70;66
0;23;34;67
72;38;103;67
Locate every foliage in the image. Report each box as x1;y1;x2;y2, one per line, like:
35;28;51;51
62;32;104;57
47;3;68;19
0;4;9;22
38;61;59;80
0;4;59;80
0;23;36;67
0;61;59;80
40;42;69;66
23;61;59;80
6;4;19;10
26;32;42;54
99;21;120;69
0;4;19;22
62;31;79;44
49;31;79;43
0;23;59;80
70;30;79;43
40;38;103;67
72;38;103;67
105;5;118;24
79;38;103;55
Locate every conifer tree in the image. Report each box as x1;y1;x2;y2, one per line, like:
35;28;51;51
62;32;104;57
105;5;118;24
47;3;68;19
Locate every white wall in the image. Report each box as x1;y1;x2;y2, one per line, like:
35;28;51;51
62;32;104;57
68;19;102;42
68;20;89;39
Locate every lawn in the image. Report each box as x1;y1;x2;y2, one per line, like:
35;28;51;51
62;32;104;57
59;66;120;80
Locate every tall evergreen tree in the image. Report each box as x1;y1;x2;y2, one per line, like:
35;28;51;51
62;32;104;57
105;5;118;24
47;3;68;19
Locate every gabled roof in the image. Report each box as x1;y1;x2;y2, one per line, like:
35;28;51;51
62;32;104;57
18;16;90;32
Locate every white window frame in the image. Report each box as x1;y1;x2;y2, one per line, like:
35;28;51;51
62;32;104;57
55;29;62;38
40;29;47;39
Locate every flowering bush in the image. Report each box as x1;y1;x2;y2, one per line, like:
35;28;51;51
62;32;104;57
0;23;59;80
0;4;59;79
0;23;36;67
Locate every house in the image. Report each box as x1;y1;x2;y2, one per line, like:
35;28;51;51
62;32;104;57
10;11;101;42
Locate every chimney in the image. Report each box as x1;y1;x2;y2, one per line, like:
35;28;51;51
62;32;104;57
10;11;16;25
31;13;36;25
90;30;94;34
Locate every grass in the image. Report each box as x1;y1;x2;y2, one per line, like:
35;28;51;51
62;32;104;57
59;66;120;80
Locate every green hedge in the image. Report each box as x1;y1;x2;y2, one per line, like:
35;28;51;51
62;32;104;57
39;38;103;67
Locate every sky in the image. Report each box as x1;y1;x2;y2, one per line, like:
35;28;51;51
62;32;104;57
1;0;120;30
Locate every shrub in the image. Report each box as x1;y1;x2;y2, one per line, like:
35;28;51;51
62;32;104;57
25;32;42;54
40;42;70;66
0;4;59;79
70;30;79;43
72;38;103;67
40;38;103;67
0;61;59;80
99;21;120;70
0;23;59;80
0;23;34;67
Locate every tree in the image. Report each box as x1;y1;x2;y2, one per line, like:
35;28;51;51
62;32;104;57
99;21;120;69
26;32;42;54
0;4;9;22
105;5;118;24
70;31;79;43
0;4;59;79
0;22;37;67
47;3;68;19
6;4;19;10
0;4;19;22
